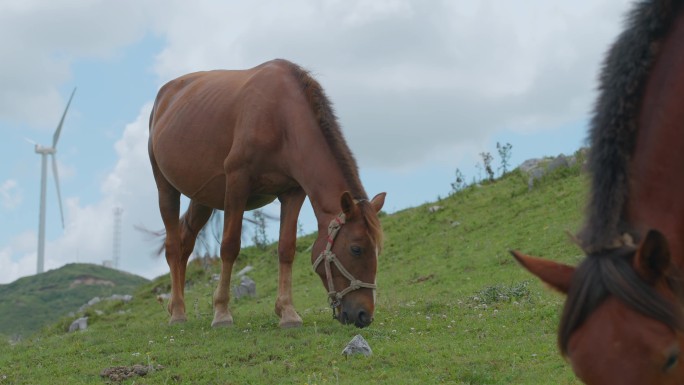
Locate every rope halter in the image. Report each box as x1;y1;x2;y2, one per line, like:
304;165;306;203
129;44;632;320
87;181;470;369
311;212;377;319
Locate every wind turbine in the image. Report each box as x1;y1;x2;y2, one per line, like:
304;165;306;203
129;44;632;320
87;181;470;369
32;88;76;274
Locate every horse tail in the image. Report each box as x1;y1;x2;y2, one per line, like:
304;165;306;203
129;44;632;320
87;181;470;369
134;224;166;257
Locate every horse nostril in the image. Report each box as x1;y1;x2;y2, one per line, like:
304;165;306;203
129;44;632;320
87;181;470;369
358;310;372;326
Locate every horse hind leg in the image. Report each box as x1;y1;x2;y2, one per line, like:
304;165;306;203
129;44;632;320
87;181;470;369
178;201;214;297
162;199;213;325
275;188;306;328
151;165;187;324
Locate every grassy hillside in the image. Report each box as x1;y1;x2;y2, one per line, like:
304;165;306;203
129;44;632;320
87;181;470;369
0;163;587;384
0;263;148;339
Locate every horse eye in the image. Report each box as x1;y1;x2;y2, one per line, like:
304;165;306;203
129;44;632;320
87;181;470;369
664;351;679;372
350;245;362;256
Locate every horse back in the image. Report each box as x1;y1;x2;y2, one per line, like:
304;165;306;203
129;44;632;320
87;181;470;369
149;60;312;207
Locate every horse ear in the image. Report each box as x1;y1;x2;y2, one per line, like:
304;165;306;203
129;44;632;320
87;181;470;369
340;191;357;219
370;192;386;213
510;250;575;294
633;229;671;283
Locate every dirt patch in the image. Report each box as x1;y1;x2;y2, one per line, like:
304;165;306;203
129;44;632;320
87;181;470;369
100;364;164;382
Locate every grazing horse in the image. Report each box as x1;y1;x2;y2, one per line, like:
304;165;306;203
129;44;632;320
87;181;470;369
148;59;385;329
511;0;684;383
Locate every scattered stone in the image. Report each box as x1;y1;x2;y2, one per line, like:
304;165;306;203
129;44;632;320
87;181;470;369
450;221;461;227
428;205;443;213
211;274;220;282
527;168;546;190
518;158;544;173
68;317;88;332
342;334;372;357
546;154;569;173
79;294;134;313
88;297;102;307
233;275;256;299
108;294;133;303
236;265;253;277
521;153;576;190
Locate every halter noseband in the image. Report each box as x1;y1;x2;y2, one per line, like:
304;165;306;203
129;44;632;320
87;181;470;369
311;212;377;319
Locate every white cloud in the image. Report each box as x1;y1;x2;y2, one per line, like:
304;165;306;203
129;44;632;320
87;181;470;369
0;231;37;283
0;0;152;128
0;180;22;209
147;0;631;167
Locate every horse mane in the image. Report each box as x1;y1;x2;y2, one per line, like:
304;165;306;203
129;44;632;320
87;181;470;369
281;60;383;250
579;0;684;252
559;247;684;355
283;60;368;201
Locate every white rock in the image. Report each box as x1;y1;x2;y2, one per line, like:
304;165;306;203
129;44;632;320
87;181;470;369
68;317;88;332
342;334;372;357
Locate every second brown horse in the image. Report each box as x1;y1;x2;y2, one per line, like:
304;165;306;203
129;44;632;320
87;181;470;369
149;59;385;329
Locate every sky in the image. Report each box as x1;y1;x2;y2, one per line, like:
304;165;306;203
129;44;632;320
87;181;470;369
0;0;633;284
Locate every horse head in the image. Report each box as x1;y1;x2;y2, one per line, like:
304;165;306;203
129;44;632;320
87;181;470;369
312;191;385;328
511;229;684;384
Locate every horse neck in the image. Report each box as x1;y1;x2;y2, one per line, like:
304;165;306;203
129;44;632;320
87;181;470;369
288;136;357;228
629;8;684;268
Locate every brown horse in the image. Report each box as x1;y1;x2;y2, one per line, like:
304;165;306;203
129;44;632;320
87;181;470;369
148;59;385;329
511;0;684;383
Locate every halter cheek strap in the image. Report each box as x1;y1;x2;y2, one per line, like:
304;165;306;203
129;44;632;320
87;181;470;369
311;213;377;319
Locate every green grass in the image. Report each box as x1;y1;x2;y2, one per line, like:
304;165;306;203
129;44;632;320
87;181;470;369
0;166;587;384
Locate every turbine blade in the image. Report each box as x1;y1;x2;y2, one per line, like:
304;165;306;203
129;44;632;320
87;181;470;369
24;137;37;146
53;87;76;148
51;154;65;228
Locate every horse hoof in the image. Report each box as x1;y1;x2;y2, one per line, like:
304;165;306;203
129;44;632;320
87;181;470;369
169;316;187;325
279;319;303;329
211;319;234;328
211;312;234;328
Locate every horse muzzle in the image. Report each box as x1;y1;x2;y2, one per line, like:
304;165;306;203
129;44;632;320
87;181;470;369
338;302;374;328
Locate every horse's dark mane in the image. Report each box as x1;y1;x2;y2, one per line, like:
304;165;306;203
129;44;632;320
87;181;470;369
579;0;684;252
559;247;684;355
283;60;384;248
283;60;368;201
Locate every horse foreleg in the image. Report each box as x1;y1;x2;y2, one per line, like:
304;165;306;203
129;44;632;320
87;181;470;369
275;188;306;328
212;175;248;327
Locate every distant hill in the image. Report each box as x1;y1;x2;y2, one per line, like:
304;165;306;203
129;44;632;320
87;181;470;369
0;263;148;338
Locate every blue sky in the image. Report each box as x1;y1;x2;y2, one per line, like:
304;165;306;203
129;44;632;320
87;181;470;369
0;0;630;284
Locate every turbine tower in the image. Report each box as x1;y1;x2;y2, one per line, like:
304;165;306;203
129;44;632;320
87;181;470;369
112;207;123;269
34;88;76;274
